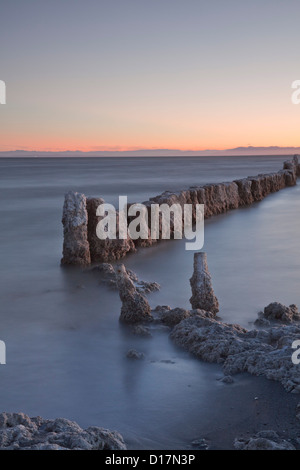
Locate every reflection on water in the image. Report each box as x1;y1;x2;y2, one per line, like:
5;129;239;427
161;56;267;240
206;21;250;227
0;156;299;449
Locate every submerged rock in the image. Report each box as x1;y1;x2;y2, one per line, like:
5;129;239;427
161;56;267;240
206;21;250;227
126;349;145;360
220;375;234;384
0;412;126;450
91;262;118;288
189;252;219;314
234;431;295;450
132;325;152;337
155;307;191;327
116;264;152;324
135;281;160;294
153;306;214;327
91;263;160;294
191;438;209;450
254;317;271;327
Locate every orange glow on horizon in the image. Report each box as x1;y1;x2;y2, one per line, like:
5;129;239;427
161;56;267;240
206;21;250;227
1;142;300;153
1;139;300;153
1;110;300;153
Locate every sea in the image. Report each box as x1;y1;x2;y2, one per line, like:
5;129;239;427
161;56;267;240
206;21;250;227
0;155;299;449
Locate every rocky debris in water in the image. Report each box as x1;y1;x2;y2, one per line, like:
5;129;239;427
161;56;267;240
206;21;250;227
61;192;91;266
152;306;214;327
116;264;152;324
91;262;118;288
170;314;300;393
255;303;300;324
154;307;191;327
189;252;219;315
168;307;213;326
192;309;216;319
91;263;160;294
126;349;145;360
135;281;160;294
254;317;271;328
234;431;295;450
219;375;234;384
0;412;126;450
191;438;209;450
132;325;152;337
153;305;172;313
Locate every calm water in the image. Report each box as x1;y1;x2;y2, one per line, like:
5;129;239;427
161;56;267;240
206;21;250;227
0;155;299;449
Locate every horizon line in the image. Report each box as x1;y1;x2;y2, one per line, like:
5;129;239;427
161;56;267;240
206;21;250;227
1;146;300;157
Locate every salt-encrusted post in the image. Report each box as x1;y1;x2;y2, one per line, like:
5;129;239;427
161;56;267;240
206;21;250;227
189;252;219;315
116;264;152;324
61;191;91;266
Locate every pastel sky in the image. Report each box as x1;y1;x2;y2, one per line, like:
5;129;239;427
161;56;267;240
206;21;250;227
1;0;300;152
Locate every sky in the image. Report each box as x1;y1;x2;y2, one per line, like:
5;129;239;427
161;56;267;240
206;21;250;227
1;0;300;153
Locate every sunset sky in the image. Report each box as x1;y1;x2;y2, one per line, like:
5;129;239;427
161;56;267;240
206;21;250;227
1;0;300;153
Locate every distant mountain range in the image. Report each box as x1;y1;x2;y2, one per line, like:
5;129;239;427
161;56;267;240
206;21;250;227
1;146;300;157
